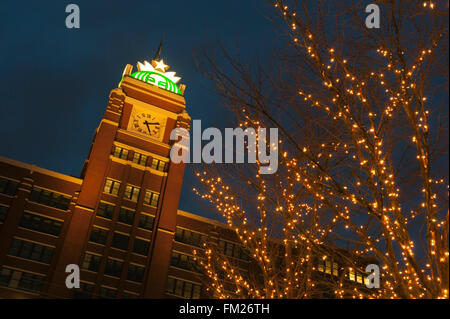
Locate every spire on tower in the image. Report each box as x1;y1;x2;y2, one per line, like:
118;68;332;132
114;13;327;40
153;34;164;61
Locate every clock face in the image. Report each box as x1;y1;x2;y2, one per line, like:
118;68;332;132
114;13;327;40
131;112;163;138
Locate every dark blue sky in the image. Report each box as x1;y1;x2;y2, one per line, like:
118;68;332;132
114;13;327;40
0;1;279;218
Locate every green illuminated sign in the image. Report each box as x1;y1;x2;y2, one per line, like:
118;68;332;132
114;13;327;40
131;70;182;95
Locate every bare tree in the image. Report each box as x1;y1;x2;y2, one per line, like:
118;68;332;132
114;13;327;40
193;0;449;299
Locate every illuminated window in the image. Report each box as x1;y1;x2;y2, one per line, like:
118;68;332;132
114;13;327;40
132;152;148;166
356;272;363;284
133;238;150;256
19;212;63;236
103;179;121;196
104;259;123;278
97;202;115;219
30;187;71;210
113;146;129;160
82;253;101;272
144;190;159;207
118;207;135;225
124;185;140;202
349;268;355;281
138;213;155;230
325;260;332;274
8;238;54;264
150;158;167;172
318;260;324;272
89;226;108;245
112;232;129;250
166;277;201;299
332;262;339;276
127;264;145;283
0;177;18;196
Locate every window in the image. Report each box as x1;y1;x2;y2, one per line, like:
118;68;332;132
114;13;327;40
138;214;155;230
171;252;202;273
89;226;108;245
29;187;71;210
19;212;63;236
103;179;121;196
133;238;150;256
348;268;366;284
349;268;355;281
317;258;338;276
325;260;332;274
8;238;54;264
175;228;207;247
132;152;148;166
123;185;140;202
333;261;339;276
356;272;363;284
81;253;101;272
143;190;159;207
0;177;19;196
127;264;145;283
104;259;123;278
118;207;135;225
111;232;129;250
166;277;201;299
218;240;250;261
73;282;94;299
0;205;8;222
113;146;129;160
150;158;167;172
99;286;117;299
97;202;115;219
0;267;44;293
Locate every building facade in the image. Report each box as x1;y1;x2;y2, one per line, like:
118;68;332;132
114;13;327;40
0;57;373;299
0;57;222;299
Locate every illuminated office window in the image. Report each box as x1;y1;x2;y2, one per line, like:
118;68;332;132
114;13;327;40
132;152;148;166
103;179;121;196
143;190;159;207
150;158;167;172
124;185;140;202
113;146;129;160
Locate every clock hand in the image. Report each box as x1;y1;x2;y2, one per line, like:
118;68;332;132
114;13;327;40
143;120;152;134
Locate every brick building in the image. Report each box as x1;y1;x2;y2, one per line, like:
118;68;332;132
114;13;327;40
0;57;372;299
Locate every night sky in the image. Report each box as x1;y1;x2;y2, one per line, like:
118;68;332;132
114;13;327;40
0;1;279;219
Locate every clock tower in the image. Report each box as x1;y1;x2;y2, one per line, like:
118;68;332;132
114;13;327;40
48;57;191;298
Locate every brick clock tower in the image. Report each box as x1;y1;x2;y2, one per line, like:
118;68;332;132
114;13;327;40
48;57;191;298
